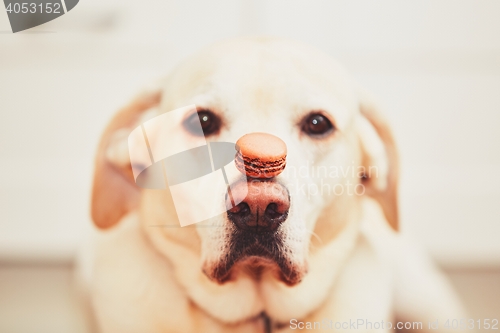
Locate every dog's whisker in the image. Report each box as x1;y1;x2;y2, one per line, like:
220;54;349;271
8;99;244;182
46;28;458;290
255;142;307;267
307;229;323;245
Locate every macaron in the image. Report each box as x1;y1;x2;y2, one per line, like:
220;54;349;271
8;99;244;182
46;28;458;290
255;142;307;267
235;132;287;178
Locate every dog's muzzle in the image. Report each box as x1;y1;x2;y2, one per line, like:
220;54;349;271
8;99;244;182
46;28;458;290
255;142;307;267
203;132;304;286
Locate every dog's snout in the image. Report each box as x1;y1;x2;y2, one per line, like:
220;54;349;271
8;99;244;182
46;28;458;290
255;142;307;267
227;181;290;233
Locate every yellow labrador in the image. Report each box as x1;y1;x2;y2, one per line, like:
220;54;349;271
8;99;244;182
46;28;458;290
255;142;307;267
87;38;465;333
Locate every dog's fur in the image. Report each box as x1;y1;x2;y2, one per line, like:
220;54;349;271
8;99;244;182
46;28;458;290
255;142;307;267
87;38;465;332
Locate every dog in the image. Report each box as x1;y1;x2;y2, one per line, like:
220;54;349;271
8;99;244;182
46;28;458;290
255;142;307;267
86;37;465;333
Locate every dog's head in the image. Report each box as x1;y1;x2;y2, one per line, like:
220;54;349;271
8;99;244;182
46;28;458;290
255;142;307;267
91;38;398;288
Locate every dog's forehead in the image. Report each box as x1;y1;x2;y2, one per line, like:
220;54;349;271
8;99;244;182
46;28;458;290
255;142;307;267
162;38;358;120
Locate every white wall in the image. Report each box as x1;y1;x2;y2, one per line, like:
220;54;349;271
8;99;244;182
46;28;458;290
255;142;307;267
0;0;499;266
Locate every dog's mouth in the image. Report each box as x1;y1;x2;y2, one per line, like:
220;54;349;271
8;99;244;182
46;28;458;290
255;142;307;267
204;229;305;286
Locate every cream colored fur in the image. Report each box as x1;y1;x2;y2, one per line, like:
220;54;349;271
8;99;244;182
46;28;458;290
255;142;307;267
85;38;465;333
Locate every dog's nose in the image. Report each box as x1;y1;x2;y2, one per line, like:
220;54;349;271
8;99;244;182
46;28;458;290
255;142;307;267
227;180;290;233
235;132;287;179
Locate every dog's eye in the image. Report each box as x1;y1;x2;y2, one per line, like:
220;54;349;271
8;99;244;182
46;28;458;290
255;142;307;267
301;113;334;137
183;110;221;137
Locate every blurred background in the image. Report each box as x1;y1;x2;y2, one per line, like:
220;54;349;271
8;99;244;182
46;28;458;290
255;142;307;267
0;0;499;331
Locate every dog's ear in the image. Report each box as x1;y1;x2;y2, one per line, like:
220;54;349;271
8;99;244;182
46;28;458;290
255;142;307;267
357;91;399;231
91;89;161;229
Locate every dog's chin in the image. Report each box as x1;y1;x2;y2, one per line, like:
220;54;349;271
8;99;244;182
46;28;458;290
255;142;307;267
203;230;307;286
